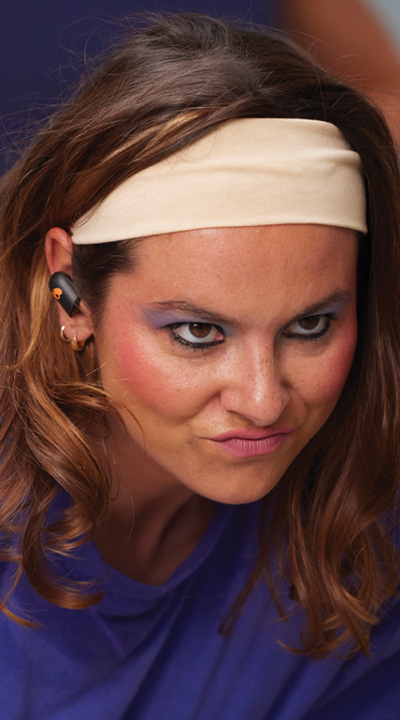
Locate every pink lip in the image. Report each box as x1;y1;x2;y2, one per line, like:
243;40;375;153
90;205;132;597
210;427;293;441
208;427;293;458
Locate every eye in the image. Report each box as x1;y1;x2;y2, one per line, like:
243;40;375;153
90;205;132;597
283;315;331;340
171;322;224;347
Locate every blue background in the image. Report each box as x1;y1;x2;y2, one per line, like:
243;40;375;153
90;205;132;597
0;1;279;171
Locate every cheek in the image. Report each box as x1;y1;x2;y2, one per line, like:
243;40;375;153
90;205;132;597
297;321;357;407
101;328;210;418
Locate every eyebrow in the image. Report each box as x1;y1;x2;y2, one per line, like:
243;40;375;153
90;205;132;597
147;289;352;327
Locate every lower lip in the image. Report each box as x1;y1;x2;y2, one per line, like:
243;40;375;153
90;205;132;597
210;433;291;458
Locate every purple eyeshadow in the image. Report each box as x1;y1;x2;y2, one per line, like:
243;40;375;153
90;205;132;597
141;308;202;327
314;299;351;316
142;295;351;332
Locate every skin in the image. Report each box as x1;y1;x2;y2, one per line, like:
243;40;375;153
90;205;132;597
45;224;358;583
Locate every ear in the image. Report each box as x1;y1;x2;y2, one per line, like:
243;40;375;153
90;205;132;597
45;227;94;342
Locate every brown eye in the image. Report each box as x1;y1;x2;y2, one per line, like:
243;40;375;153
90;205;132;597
298;316;321;331
284;314;329;338
172;322;223;346
188;323;213;338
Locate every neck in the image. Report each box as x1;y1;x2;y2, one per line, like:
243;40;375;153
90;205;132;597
92;418;216;584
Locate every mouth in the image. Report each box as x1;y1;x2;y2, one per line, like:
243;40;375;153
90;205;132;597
208;428;293;458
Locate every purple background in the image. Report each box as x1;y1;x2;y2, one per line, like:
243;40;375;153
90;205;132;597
0;1;278;171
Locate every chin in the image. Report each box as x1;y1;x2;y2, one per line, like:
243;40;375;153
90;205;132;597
192;472;283;506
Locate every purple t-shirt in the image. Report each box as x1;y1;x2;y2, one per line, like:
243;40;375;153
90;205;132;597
0;500;399;719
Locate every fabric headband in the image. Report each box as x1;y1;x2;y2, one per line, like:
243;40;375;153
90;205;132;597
71;118;367;244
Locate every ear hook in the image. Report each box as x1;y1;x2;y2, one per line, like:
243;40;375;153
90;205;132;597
49;272;81;317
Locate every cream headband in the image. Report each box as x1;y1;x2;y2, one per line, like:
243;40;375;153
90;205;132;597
71;118;367;243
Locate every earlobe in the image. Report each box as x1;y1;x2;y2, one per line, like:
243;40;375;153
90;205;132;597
60;326;86;352
57;307;95;349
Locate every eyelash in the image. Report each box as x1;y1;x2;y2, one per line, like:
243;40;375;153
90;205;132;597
168;314;338;351
169;324;225;350
284;314;336;343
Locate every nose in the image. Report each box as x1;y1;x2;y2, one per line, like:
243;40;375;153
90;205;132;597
220;343;290;427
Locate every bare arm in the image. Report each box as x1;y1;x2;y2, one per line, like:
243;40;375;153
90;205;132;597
282;0;400;146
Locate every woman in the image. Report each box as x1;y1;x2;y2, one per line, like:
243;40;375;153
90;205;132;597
0;13;399;720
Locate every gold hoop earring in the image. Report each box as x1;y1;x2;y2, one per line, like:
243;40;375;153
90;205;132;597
60;326;86;352
60;326;70;343
71;335;86;352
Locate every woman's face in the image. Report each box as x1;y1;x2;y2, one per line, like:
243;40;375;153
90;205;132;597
95;224;358;504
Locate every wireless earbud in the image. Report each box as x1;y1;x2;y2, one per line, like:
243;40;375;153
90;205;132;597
49;272;81;317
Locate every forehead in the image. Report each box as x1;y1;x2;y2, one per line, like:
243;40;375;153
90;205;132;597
118;224;358;323
133;223;356;280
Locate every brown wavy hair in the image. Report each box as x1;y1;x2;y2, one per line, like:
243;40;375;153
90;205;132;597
0;13;399;657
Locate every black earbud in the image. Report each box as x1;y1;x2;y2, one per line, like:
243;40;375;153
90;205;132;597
49;272;81;317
